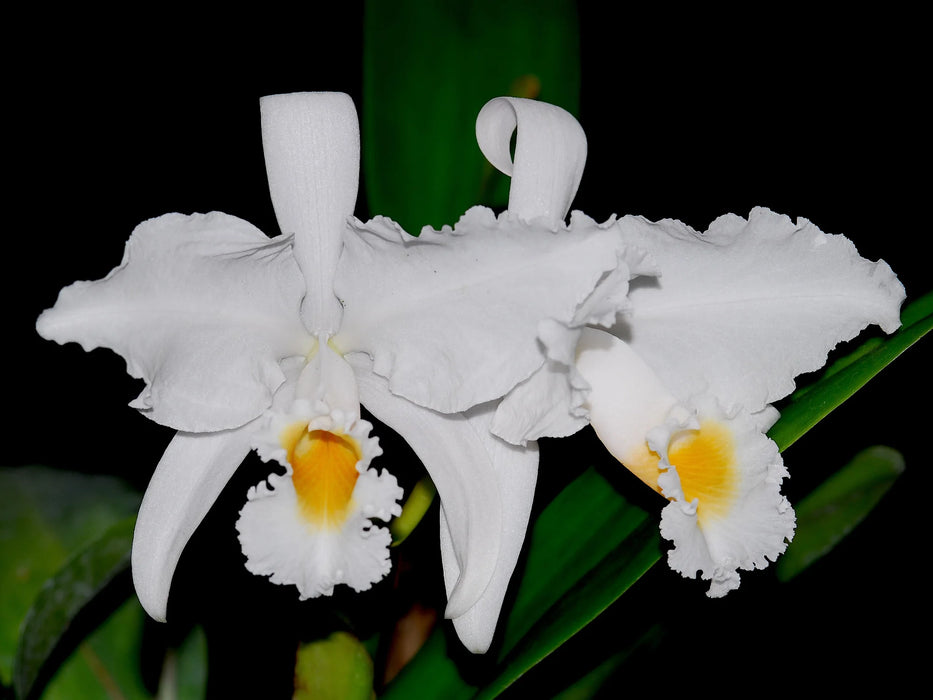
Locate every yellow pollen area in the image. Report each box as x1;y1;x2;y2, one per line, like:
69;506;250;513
281;424;362;529
667;420;738;524
620;443;664;494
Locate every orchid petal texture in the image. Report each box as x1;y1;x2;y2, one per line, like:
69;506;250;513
577;209;904;594
476;98;905;597
35;92;637;653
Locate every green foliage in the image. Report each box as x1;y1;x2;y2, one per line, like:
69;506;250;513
382;468;660;698
777;445;905;581
33;599;150;700
0;466;140;688
14;516;136;699
363;0;580;232
0;467;206;699
294;632;375;700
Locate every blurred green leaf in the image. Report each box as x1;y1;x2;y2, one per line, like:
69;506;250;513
363;0;580;232
0;466;140;687
14;516;136;699
383;468;661;699
769;291;932;451
294;632;375;700
37;599;149;700
157;624;208;700
391;477;437;546
548;643;642;700
777;445;905;582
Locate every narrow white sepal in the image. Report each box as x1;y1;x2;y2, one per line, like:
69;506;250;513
439;406;539;654
476;97;586;225
132;428;253;621
261;92;360;334
346;353;503;620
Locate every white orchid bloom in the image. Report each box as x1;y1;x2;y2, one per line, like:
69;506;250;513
576;209;904;594
481;99;906;596
36;92;638;653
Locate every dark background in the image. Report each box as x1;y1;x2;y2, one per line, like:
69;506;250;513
7;4;927;697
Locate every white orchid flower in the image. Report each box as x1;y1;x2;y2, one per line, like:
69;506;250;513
36;92;638;653
481;99;906;596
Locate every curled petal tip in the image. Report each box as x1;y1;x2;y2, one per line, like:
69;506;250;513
476;96;586;225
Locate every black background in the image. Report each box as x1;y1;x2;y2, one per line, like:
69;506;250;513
7;4;927;697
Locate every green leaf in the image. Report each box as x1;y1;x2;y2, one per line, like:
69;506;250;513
37;599;150;700
769;291;933;451
776;445;905;582
363;0;581;233
383;468;661;699
391;477;437;546
14;515;136;699
294;632;375;700
157;624;208;700
0;466;140;687
479;514;658;698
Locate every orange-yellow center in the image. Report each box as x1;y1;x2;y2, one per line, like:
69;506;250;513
282;425;362;528
619;420;738;525
667;420;737;524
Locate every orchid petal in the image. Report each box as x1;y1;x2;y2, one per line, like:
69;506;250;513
475;96;586;225
335;208;628;415
346;353;504;620
438;409;538;653
37;212;310;432
491;215;656;445
132;427;253;621
261;92;360;335
614;207;905;412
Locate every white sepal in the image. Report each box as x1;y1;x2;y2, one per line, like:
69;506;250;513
261;92;360;335
347;353;507;621
475;96;586;226
132;427;254;621
438;404;539;653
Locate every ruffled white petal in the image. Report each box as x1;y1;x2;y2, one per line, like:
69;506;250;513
260;92;360;335
36;212;310;432
654;397;795;597
475;96;586;225
613;207;905;412
492;216;657;445
335;208;630;415
236;460;402;599
438;405;538;653
132;427;254;621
